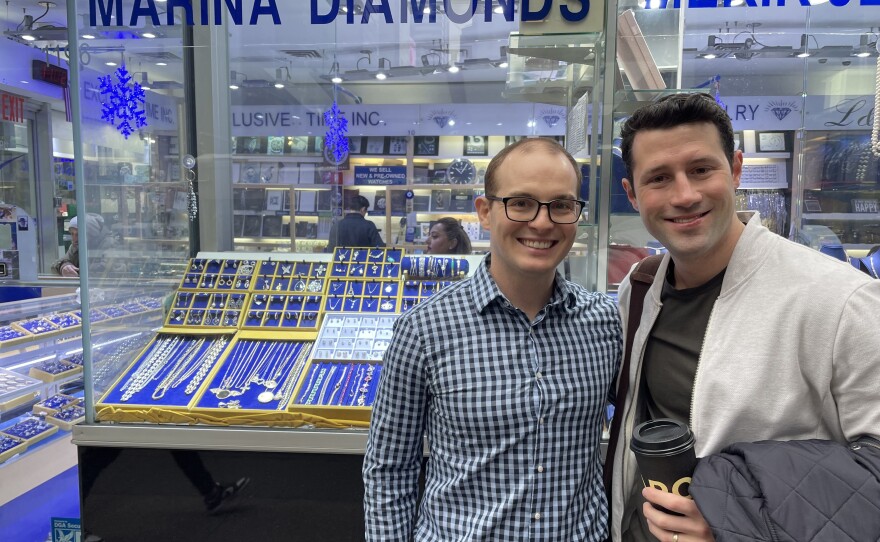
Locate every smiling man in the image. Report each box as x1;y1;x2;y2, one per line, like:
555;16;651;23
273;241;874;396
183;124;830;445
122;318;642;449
363;138;622;541
611;93;880;542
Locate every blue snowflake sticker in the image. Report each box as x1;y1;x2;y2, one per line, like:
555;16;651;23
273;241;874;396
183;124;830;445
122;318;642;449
323;101;349;165
98;64;147;139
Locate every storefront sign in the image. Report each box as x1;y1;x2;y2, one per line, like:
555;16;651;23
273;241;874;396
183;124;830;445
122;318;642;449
645;0;880;7
312;0;590;25
805;95;875;130
88;0;281;26
0;92;26;124
232;103;565;136
354;166;407;185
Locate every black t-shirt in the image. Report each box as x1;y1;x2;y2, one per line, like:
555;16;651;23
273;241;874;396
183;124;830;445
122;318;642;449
624;262;725;542
643;262;726;424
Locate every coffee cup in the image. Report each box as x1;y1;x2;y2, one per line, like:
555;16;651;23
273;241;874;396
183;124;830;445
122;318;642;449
630;418;697;514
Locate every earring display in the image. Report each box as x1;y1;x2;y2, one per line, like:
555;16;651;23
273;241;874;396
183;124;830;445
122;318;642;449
325;248;404;313
166;292;248;329
179;258;257;291
253;261;328;294
241;293;322;330
44;312;81;329
0;325;28;345
196;340;313;411
0;434;27;464
0;368;42;412
46;404;87;431
28;358;83;383
313;314;394;361
15;317;60;336
0;416;59;447
32;394;82;416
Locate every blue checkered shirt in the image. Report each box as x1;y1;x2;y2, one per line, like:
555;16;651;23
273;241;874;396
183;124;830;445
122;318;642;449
363;257;622;541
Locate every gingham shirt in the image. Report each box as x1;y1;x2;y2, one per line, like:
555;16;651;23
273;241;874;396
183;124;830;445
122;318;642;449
363;257;621;541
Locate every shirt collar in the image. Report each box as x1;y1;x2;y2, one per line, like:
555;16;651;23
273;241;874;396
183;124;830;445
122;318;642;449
471;255;578;315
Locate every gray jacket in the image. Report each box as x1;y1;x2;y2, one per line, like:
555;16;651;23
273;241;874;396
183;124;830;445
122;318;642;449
611;212;880;541
690;438;880;541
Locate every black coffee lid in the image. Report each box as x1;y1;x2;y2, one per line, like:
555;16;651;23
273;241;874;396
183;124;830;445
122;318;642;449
630;418;694;454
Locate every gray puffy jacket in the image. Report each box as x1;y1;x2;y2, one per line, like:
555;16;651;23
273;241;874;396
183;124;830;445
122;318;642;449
690;438;880;542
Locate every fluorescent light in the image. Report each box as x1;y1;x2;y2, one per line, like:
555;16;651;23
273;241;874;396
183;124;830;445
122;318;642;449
855;50;871;57
498;61;509;68
274;82;285;88
21;34;36;41
142;32;156;38
106;61;117;66
702;53;717;59
375;72;387;80
156;62;167;66
448;119;456;126
448;65;460;73
82;34;95;39
331;76;343;84
797;52;811;58
20;80;29;84
229;84;239;90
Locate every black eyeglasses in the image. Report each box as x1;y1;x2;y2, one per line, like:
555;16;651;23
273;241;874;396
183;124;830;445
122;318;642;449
485;196;586;224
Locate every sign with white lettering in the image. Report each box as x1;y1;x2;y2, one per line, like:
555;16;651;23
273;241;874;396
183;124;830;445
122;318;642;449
354;165;407;185
851;199;879;213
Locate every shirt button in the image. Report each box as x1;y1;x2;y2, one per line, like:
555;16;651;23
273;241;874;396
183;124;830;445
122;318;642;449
535;371;543;380
537;465;544;473
534;512;542;520
538;417;545;425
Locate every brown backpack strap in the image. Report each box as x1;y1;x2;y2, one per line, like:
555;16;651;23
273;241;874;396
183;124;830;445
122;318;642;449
602;254;664;503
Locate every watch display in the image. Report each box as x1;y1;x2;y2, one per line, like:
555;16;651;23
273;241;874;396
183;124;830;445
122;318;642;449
446;158;477;184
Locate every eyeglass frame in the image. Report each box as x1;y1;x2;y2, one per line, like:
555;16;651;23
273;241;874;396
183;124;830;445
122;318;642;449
484;195;586;224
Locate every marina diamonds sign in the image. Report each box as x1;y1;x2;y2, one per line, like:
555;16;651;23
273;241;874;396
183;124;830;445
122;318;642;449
88;0;877;28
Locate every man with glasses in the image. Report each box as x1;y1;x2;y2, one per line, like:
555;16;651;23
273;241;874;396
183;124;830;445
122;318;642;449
364;138;621;541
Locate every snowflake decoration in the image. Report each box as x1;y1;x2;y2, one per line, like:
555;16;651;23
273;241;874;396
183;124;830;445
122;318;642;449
323;101;349;165
98;64;147;139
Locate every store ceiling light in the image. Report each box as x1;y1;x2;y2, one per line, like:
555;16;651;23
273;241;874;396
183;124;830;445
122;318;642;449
142;32;157;39
21;34;36;41
331;75;343;83
376;57;390;79
106;61;117;66
156;62;167;66
82;34;95;39
448;65;460;73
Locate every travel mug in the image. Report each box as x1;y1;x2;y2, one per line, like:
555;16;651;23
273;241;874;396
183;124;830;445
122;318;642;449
630;418;697;514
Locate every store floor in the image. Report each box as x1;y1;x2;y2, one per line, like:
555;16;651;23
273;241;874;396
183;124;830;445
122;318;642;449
0;465;80;542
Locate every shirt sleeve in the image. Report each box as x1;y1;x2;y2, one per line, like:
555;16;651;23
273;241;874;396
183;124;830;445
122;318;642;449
52;244;78;275
326;222;338;253
363;315;429;540
831;279;880;442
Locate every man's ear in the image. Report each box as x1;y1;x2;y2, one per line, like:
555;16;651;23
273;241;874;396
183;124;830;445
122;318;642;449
622;178;638;212
475;196;491;230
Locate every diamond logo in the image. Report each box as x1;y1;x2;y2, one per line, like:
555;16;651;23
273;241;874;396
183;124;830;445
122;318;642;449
543;115;561;127
765;100;799;122
428;109;456;129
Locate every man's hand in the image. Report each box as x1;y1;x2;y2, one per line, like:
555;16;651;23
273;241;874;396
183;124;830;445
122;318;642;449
60;263;79;277
642;487;714;542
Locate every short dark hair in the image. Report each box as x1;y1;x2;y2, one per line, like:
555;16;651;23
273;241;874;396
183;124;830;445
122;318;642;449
484;137;581;196
347;195;370;211
620;92;735;180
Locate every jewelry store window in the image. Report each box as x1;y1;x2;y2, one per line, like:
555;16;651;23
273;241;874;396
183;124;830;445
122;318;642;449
70;2;610;432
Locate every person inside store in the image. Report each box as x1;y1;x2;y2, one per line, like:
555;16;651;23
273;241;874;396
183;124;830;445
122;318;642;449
610;92;880;542
325;194;385;251
425;216;472;254
363;138;621;540
51;213;113;277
